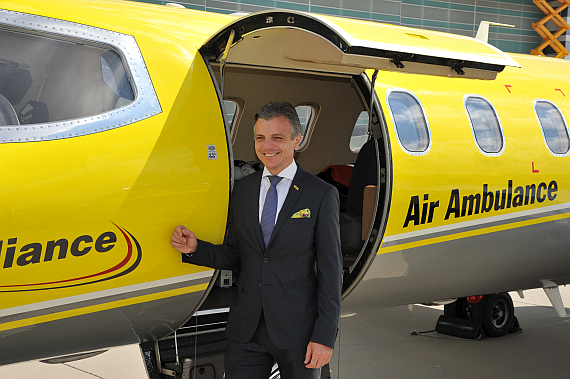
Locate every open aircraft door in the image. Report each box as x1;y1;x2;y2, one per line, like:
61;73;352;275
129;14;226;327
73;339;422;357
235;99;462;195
197;10;521;298
200;10;520;80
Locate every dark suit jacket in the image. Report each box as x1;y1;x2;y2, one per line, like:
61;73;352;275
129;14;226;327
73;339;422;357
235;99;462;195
183;165;342;349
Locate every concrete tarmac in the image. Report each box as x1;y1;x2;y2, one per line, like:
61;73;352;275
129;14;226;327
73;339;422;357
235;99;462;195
1;287;569;378
330;287;570;379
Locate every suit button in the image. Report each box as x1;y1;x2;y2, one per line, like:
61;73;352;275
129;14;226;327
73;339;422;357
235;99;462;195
259;282;262;287
263;258;269;263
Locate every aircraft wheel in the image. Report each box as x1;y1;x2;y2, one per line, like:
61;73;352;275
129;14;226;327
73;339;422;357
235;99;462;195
472;292;515;337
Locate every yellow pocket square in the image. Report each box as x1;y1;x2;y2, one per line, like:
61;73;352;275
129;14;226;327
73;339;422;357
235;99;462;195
291;208;311;219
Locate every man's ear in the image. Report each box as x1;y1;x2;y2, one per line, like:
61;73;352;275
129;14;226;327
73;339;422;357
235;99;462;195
294;133;302;150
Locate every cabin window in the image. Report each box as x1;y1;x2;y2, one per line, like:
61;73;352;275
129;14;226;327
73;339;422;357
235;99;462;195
296;104;317;149
350;111;369;153
0;28;135;127
223;100;238;128
534;100;570;156
464;95;504;155
386;89;431;155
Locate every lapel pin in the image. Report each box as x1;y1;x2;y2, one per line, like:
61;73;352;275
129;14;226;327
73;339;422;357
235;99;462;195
294;185;299;190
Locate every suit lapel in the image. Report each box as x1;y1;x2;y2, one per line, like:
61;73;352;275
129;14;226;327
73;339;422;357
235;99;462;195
268;166;306;248
249;171;265;252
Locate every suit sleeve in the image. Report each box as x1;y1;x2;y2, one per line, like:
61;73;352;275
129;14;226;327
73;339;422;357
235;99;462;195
310;185;342;348
182;203;240;271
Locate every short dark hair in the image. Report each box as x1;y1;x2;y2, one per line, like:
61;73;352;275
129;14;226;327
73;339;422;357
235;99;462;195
254;102;302;139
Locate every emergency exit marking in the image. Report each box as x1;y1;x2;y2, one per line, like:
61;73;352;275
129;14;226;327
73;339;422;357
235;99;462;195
207;145;217;160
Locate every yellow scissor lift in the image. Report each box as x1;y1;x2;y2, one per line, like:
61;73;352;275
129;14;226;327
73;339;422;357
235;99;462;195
531;0;570;58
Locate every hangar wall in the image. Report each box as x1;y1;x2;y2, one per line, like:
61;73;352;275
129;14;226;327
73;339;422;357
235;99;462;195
133;0;567;56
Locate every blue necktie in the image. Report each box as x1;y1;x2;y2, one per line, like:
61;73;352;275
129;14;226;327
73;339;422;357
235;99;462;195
261;175;283;247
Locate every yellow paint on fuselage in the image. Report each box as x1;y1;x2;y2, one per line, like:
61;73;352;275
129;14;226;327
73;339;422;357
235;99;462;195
0;283;208;333
318;15;510;63
0;0;232;323
381;213;570;255
376;53;570;252
2;0;570;337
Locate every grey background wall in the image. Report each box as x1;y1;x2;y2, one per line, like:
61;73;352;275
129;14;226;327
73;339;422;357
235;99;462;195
133;0;567;56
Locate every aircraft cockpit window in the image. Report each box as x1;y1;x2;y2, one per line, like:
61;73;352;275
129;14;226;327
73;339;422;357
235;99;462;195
350;111;370;153
464;95;505;156
0;11;161;144
0;29;135;127
386;89;431;155
100;50;135;107
534;100;570;157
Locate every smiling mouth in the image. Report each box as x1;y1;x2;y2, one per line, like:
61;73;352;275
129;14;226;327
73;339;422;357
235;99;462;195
264;153;279;157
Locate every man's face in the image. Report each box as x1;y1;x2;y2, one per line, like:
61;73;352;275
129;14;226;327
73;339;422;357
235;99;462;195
254;116;302;175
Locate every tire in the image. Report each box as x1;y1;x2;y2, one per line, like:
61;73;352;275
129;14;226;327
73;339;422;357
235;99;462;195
472;292;515;337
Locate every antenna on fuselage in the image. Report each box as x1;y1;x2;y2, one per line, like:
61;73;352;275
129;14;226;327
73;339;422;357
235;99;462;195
164;3;186;8
475;21;515;43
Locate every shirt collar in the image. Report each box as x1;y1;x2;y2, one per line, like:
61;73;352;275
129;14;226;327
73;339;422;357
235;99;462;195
262;160;297;181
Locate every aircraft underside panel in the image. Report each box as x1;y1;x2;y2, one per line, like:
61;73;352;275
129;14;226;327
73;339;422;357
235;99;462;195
343;213;570;310
0;290;205;365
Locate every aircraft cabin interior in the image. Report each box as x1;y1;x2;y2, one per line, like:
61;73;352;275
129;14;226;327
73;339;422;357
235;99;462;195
199;64;390;310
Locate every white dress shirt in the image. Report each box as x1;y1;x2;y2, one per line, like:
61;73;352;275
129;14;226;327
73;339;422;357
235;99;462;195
258;160;297;224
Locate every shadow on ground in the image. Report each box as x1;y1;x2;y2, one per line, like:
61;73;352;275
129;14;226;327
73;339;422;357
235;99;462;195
331;299;570;379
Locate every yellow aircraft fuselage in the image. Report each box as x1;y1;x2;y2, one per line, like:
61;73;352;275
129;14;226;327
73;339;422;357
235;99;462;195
1;0;569;366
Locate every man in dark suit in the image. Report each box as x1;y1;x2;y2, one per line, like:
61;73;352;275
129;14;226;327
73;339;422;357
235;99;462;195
171;102;342;379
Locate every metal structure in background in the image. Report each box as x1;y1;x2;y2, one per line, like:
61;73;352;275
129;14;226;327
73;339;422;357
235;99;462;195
531;0;570;58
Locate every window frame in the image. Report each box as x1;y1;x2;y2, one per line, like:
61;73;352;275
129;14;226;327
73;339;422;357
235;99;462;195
350;110;370;153
296;102;319;152
0;9;161;143
533;99;570;157
386;88;432;156
226;98;244;143
463;94;505;157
